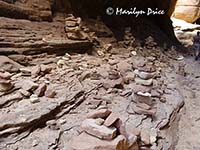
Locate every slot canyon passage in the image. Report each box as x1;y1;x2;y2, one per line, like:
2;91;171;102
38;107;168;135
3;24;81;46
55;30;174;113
0;0;200;149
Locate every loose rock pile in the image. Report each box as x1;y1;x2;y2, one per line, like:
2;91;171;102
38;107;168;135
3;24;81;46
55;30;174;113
69;109;138;150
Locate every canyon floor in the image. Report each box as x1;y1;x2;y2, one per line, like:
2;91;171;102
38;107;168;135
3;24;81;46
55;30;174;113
0;15;199;150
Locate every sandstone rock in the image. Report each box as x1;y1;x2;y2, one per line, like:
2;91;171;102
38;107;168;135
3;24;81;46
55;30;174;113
114;119;127;137
31;65;41;78
134;69;156;80
136;103;151;110
69;132;127;150
102;78;124;89
21;80;39;91
135;78;153;86
45;86;56;98
81;119;117;140
133;105;156;116
104;112;120;127
138;65;156;73
134;94;153;106
0;56;23;72
136;91;151;97
40;64;52;74
34;83;47;97
132;84;152;93
87;109;112;119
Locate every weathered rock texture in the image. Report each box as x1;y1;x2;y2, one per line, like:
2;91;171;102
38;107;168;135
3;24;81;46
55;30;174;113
174;0;200;23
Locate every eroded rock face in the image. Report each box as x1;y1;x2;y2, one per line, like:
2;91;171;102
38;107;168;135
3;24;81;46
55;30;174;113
174;0;200;23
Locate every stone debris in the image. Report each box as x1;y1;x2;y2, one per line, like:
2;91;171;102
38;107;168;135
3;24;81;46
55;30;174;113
69;109;138;150
81;118;117;140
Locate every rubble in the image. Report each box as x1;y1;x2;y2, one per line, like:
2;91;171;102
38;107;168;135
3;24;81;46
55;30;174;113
69;109;139;149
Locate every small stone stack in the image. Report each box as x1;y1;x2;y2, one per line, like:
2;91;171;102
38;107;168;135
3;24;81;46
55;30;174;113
145;36;157;49
69;109;138;150
0;70;13;92
132;65;157;116
123;27;135;47
65;14;88;40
